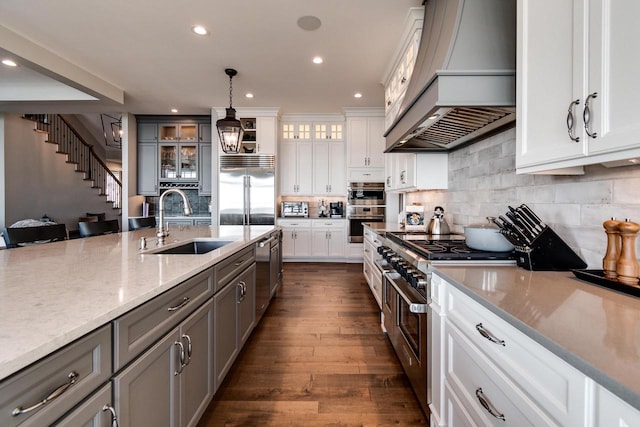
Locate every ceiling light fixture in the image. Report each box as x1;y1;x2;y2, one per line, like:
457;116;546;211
354;93;363;99
216;68;244;154
297;16;322;31
2;59;17;67
245;93;254;99
171;108;178;113
100;114;122;149
192;25;209;36
313;56;323;64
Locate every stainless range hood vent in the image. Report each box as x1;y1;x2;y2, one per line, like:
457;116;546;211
385;0;516;152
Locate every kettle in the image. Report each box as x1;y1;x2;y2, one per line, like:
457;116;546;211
427;206;450;234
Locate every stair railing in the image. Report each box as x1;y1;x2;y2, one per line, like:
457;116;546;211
26;114;122;209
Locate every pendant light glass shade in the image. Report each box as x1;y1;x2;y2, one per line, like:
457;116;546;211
217;108;244;153
216;68;244;153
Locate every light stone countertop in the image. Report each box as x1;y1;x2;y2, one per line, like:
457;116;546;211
434;266;640;411
0;225;276;380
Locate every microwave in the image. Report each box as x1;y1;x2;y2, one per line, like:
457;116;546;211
281;202;308;218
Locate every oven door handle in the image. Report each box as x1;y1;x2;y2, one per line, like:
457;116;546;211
348;215;385;219
384;271;429;314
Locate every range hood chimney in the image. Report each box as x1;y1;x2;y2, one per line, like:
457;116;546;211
385;0;516;152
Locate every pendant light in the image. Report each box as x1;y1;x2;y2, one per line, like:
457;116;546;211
216;68;244;153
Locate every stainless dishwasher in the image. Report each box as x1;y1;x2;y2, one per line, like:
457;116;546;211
255;231;281;322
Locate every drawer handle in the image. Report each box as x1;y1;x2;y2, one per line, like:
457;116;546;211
12;371;80;416
475;323;505;346
237;281;247;302
234;261;244;266
475;388;506;421
167;296;190;312
102;404;119;427
174;340;186;375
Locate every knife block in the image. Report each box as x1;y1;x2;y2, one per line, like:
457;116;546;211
514;227;587;271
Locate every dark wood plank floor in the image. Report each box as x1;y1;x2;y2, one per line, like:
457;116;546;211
197;263;427;426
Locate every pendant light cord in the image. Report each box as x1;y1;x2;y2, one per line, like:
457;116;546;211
228;75;233;109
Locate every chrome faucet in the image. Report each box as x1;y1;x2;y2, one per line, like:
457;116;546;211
157;188;193;245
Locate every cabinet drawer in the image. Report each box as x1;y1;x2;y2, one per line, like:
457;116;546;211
444;283;585;426
348;168;384;182
445;322;555;426
276;219;311;228
0;325;111;427
214;245;255;292
113;268;213;371
311;219;345;229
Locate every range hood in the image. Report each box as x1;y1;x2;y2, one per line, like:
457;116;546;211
385;0;516;152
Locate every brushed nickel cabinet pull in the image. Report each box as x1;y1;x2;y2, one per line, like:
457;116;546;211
174;340;186;375
182;334;192;365
476;388;506;421
583;92;598;138
102;404;120;427
167;296;190;312
475;323;505;346
12;371;80;416
566;99;580;142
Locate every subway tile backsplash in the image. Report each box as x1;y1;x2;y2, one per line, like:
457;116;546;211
404;128;640;268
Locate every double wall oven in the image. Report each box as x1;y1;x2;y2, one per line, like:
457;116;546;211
347;182;385;243
376;232;516;416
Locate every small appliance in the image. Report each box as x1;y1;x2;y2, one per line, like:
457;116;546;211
281;201;308;218
329;202;344;218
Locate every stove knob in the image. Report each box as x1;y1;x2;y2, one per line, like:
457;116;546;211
414;275;427;290
377;246;386;255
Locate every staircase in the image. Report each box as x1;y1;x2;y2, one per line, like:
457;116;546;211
24;114;122;209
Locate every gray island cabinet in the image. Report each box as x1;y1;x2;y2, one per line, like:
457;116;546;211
0;225;274;426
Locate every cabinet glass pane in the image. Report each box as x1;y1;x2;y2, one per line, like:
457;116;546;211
282;124;295;139
180;125;197;141
160;125;178;141
161;145;178;179
180;145;197;179
315;124;328;140
330;124;343;140
298;124;311;139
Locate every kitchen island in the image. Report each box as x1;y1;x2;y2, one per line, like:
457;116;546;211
0;225;276;380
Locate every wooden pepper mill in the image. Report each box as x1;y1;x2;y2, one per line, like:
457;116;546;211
615;219;640;286
602;218;621;279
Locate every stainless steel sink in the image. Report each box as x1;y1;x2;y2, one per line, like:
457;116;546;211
148;239;233;255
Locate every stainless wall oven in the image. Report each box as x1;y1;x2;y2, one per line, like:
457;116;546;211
347;182;385;243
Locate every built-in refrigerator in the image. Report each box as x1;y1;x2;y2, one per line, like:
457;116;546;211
219;155;276;225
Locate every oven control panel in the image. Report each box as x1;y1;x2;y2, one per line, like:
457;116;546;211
378;246;429;296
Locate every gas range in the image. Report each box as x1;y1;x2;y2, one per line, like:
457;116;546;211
386;232;517;263
376;232;517;302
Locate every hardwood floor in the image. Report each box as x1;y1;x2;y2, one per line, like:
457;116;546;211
197;263;428;426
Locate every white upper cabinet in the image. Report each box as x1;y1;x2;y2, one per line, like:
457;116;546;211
384;7;423;132
385;152;448;192
517;0;640;173
313;141;346;196
346;115;386;169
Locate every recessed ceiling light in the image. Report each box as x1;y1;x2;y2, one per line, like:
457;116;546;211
312;56;323;64
171;108;178;113
428;113;441;120
191;25;209;36
245;93;254;99
2;59;17;67
297;16;322;31
354;93;363;99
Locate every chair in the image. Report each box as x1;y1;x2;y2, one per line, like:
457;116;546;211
1;224;67;248
128;216;156;230
85;212;106;221
78;219;120;238
79;216;99;223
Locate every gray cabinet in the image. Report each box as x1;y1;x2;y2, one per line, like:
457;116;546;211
0;326;111;427
53;383;116;427
137;142;159;196
214;263;256;390
113;299;214;427
198;123;212;143
198;143;212;196
138;123;158;142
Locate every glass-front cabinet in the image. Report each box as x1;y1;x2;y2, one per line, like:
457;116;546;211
159;143;198;181
158;123;197;142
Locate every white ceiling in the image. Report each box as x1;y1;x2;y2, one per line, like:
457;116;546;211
0;0;423;116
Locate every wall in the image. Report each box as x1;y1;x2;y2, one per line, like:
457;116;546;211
403;128;640;268
1;114;120;231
